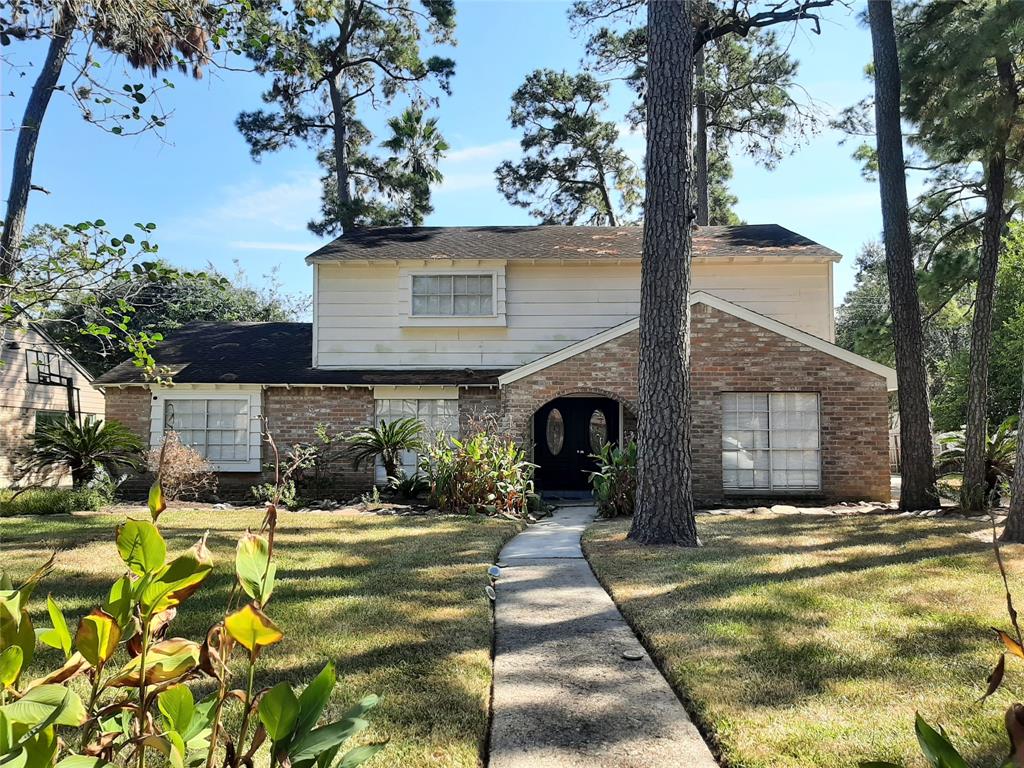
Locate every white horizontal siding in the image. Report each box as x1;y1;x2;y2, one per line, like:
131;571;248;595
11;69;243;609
315;260;834;369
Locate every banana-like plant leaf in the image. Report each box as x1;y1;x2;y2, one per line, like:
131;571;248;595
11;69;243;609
235;533;275;606
288;718;368;763
259;682;299;743
293;663;336;744
140;538;213;615
336;743;386;768
116;520;166;577
105;638;200;688
158;685;195;735
0;685;87;727
55;756;116;768
914;713;970;768
13;612;33;672
103;577;133;631
148;480;167;523
0;647;23;689
224;604;283;657
24;653;90;691
75;610;121;668
38;597;72;659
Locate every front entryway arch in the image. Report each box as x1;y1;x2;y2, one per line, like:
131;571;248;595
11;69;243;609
532;394;627;492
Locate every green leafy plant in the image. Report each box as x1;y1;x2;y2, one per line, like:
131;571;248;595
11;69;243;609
386;471;429;500
347;418;425;482
420;429;536;517
251;479;299;510
937;415;1018;507
288;424;349;498
16;416;143;488
588;440;637;519
0;426;384;768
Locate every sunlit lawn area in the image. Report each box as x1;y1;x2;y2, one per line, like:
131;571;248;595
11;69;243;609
584;512;1024;768
0;507;524;768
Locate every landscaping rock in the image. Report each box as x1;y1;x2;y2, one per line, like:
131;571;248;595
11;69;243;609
770;504;800;514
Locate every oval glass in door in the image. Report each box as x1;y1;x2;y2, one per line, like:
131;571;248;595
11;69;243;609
589;409;608;453
546;408;565;455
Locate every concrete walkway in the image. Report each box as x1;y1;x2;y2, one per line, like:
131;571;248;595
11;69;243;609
489;505;718;768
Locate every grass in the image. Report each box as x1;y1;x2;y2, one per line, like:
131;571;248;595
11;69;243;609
0;486;110;516
583;512;1024;768
0;507;524;767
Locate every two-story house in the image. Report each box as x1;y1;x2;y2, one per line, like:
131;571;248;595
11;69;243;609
95;225;896;503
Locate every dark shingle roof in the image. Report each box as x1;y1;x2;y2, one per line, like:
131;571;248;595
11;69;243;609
93;323;506;386
304;224;841;264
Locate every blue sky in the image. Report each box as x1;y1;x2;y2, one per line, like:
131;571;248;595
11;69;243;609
3;1;894;312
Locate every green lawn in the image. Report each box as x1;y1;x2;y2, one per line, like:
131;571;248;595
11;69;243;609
0;507;524;768
583;512;1024;768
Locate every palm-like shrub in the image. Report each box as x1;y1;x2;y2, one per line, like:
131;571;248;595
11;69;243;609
937;415;1018;505
588;440;638;518
17;415;143;487
346;417;425;481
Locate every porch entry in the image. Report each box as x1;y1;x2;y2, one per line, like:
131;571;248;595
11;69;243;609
533;396;620;492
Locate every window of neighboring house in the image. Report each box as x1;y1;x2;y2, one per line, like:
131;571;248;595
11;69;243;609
374;398;459;482
26;350;62;383
164;399;249;461
722;392;821;492
411;274;494;316
34;410;69;431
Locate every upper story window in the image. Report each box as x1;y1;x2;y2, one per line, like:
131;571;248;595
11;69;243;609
411;274;494;316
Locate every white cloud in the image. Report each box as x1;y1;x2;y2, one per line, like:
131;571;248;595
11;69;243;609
227;240;320;252
444;138;519;164
209;172;321;232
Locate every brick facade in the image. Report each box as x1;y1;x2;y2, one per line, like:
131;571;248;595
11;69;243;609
104;301;890;504
496;302;890;504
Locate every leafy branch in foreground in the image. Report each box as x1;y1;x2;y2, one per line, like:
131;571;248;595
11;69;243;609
0;425;384;768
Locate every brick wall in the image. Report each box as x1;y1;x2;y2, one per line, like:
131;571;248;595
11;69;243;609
104;386;376;501
458;387;502;435
497;302;891;503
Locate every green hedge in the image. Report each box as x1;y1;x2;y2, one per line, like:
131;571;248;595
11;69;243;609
0;487;110;517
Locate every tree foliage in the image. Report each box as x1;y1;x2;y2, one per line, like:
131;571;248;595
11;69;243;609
235;0;456;234
495;69;641;225
569;0;817;224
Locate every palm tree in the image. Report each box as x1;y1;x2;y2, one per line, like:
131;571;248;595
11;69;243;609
346;418;426;482
382;107;449;185
17;416;144;487
936;415;1018;507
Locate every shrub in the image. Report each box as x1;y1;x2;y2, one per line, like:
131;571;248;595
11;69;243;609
289;423;349;497
0;429;383;768
251;479;299;509
588;440;638;518
936;415;1018;507
148;430;218;500
420;428;536;517
16;415;143;487
387;470;430;500
0;485;111;516
347;417;425;481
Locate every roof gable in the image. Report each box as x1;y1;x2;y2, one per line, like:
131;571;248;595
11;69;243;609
497;291;897;390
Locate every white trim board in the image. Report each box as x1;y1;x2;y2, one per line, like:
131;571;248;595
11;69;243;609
497;291;898;390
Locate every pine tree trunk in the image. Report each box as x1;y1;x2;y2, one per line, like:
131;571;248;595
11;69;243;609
694;44;710;227
998;363;1024;542
0;4;75;294
629;0;699;547
328;74;354;232
867;0;939;511
962;153;1007;511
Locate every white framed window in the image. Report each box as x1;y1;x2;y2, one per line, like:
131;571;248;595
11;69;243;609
164;398;250;462
722;392;820;491
411;274;494;317
374;398;459;482
34;410;69;431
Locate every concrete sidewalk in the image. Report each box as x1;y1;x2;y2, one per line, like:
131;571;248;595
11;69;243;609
489;505;718;768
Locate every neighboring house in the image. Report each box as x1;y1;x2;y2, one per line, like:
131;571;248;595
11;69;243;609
94;225;896;503
0;324;105;486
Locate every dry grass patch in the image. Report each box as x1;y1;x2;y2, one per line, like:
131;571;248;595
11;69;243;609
0;507;523;768
583;512;1024;768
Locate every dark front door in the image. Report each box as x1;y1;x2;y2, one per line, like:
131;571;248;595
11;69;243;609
533;397;620;492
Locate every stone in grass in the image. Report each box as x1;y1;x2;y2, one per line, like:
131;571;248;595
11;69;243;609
770;504;800;514
622;650;645;661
